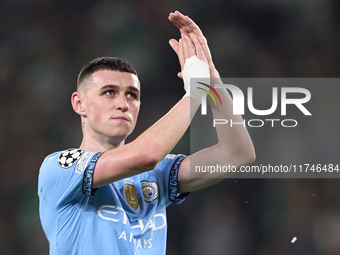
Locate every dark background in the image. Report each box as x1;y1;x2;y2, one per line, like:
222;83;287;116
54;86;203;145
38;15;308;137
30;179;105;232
1;0;340;254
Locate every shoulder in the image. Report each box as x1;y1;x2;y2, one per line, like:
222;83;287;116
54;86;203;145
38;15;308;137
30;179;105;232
56;148;85;168
39;149;91;179
41;148;86;167
38;148;98;198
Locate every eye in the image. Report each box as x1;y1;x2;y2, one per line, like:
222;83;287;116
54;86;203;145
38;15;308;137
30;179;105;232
126;92;138;99
104;90;114;96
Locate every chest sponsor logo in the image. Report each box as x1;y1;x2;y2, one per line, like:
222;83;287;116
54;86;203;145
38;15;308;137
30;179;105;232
142;181;158;202
124;183;140;210
57;148;83;168
97;205;166;232
97;205;166;249
75;151;93;173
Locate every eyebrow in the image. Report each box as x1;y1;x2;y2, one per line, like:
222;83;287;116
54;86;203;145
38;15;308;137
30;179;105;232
100;84;140;93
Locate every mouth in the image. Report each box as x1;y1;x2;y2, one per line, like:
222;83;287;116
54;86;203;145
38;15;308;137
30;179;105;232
112;116;130;122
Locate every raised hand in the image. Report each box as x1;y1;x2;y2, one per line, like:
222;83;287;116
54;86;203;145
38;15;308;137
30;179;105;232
168;11;217;77
179;33;207;64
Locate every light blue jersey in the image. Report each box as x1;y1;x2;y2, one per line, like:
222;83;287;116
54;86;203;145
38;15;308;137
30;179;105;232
38;148;188;255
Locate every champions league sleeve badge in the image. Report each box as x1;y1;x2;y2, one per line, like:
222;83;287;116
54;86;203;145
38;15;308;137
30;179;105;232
58;148;84;168
142;181;159;202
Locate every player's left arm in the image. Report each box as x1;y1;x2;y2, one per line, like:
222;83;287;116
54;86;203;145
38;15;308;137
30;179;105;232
169;11;256;193
177;81;256;192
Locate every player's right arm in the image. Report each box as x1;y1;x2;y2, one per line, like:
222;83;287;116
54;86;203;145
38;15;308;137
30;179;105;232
92;97;197;188
91;35;207;188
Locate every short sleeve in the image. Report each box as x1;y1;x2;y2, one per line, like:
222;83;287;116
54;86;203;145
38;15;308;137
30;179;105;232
82;152;103;196
154;154;189;206
168;155;189;204
38;149;103;215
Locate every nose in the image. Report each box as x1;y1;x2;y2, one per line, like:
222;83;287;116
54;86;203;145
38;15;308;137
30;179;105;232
115;93;129;112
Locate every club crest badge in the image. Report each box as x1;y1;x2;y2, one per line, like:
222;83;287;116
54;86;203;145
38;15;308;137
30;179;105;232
142;181;158;202
58;149;83;168
124;183;140;210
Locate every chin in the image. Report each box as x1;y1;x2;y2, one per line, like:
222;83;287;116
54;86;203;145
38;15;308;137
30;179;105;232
107;129;130;141
104;125;135;143
107;134;128;145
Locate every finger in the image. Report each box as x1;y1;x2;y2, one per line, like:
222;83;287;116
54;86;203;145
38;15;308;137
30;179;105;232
169;38;185;71
169;11;198;34
168;12;183;29
196;35;213;65
182;33;196;58
173;11;203;36
191;35;207;62
177;72;183;79
175;11;187;29
178;38;185;70
169;39;179;55
181;35;190;60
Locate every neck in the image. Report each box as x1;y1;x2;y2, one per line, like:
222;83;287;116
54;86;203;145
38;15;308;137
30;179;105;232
79;137;124;152
78;119;128;151
79;131;126;152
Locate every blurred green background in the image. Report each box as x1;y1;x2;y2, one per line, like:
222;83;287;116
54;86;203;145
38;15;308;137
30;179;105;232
1;0;340;254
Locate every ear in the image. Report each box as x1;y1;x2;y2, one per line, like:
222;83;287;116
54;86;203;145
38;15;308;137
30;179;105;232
71;92;86;116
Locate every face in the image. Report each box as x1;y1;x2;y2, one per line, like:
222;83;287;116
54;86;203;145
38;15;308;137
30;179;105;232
81;70;141;144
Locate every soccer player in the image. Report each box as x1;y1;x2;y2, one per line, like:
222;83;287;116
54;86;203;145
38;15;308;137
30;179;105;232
38;11;255;255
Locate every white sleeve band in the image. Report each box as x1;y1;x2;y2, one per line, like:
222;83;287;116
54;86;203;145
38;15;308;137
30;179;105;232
182;56;210;102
